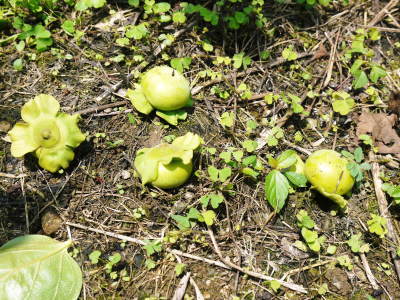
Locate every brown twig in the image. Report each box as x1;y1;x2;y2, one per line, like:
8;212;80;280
368;0;399;26
359;252;379;290
206;227;307;293
369;151;400;284
66;221;306;293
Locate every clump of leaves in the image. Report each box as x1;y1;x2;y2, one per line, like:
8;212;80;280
381;183;400;205
295;210;325;252
367;214;388;238
265;150;307;212
341;147;371;185
7;94;86;173
347;233;370;253
171;193;224;229
332;91;355;115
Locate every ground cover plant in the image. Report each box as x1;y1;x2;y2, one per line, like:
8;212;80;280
1;0;400;299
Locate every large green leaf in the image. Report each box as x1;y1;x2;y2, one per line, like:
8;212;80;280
265;170;290;213
0;235;82;300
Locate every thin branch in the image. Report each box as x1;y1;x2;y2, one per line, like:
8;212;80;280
66;221;306;293
368;0;399;26
369;151;400;284
206;227;307;293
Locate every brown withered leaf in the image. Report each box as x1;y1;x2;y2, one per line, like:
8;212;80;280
356;111;400;158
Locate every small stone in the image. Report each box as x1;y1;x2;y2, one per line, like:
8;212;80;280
183;192;194;200
0;121;11;133
120;170;131;179
41;210;63;235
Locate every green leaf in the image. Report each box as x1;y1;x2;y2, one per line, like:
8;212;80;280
369;65;387;83
301;227;318;243
352;70;369;89
89;250;101;264
172;11;186;24
276;150;297;169
207;166;219;182
171;214;191;229
143;240;162;256
268;280;281;293
296;210;315;229
125;23;148;40
128;0;139;6
219;151;232;163
202;210;216;226
153;2;171;14
126;87;154;115
285;171;307;187
187;207;201;220
265;170;289;213
367;214;388;238
347;233;369;253
232;150;243;162
202;42;213;52
241;140;258;152
13;58;24;71
175;263;186;276
282;46;298;61
35;38;53;52
0;235;82;300
145;258;156;269
332;98;355;115
156;110;187;126
326;245;337;255
350;59;364;75
353;147;364;163
219;167;232;182
170;57;192;73
219;111;235;128
233;52;244;69
61;20;75;34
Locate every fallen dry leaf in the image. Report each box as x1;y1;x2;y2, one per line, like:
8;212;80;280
356;111;400;158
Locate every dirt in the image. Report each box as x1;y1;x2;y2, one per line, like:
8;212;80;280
1;0;400;299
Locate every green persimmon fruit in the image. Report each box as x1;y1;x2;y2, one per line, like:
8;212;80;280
304;149;354;195
151;160;193;189
141;66;191;111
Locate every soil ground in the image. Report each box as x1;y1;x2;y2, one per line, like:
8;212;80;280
1;0;400;299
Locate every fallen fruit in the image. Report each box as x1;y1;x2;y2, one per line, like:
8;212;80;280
141;65;191;111
8;94;86;173
134;132;202;189
304;149;355;208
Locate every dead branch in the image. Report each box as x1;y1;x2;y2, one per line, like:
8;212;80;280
369;151;400;284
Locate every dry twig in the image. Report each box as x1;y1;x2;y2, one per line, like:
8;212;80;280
66;221;306;293
206;227;307;293
369;151;400;284
368;0;399;26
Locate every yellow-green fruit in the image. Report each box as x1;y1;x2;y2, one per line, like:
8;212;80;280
151;161;193;189
304;149;354;195
141;66;191;111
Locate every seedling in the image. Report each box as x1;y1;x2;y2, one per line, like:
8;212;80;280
134;132;203;189
265;150;307;212
367;214;388;238
8;94;86;173
296;210;325;252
